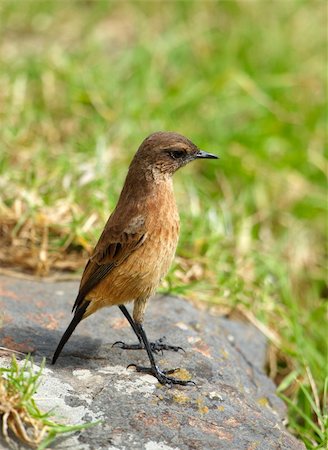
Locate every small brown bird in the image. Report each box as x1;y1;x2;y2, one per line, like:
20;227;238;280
52;131;218;385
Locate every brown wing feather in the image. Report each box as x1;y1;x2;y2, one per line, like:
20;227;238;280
72;215;146;312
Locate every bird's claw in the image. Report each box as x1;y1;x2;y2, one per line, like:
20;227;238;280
150;337;185;354
112;341;143;350
112;341;124;348
127;364;195;386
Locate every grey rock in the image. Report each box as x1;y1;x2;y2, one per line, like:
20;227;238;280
0;275;304;449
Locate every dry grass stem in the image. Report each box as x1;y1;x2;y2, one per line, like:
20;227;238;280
0;376;48;448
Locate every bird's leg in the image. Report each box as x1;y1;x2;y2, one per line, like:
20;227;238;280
112;305;184;353
112;305;143;350
128;322;194;386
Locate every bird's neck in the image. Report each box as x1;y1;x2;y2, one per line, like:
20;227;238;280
118;162;175;206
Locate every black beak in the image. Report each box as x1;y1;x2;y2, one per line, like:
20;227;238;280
196;150;219;159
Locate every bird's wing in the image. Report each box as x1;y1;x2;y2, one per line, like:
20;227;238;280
72;215;147;312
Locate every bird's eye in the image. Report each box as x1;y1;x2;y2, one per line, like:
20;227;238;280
169;150;185;160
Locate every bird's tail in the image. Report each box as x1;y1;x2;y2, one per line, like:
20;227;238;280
52;300;90;364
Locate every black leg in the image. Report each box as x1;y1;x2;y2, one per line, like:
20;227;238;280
113;305;184;354
117;305;143;345
128;322;194;386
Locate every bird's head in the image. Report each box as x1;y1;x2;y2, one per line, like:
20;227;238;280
133;131;218;177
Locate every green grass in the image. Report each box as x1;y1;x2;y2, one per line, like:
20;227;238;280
0;355;99;449
0;1;326;447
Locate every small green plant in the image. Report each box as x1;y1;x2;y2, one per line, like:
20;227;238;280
277;370;328;449
0;355;99;450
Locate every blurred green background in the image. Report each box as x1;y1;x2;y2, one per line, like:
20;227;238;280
0;1;326;447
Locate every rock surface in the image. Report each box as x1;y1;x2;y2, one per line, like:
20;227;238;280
0;275;304;449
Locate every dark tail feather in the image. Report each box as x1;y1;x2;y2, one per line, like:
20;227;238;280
52;301;90;364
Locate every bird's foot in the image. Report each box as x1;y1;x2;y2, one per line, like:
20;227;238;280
127;364;195;386
112;336;184;354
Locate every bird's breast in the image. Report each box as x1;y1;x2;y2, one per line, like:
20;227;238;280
87;182;180;306
124;196;180;285
113;188;180;298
